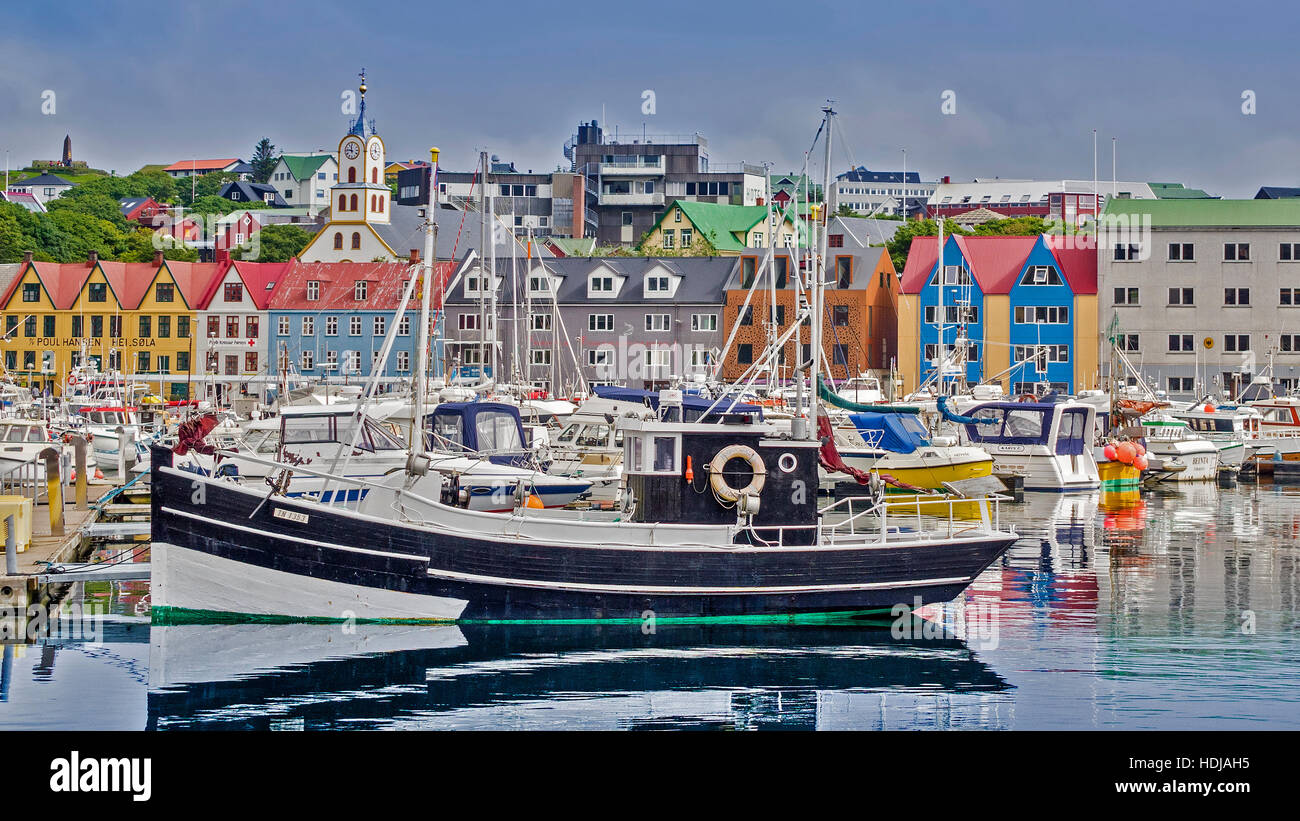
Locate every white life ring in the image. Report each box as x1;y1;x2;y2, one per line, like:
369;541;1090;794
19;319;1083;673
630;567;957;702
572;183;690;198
708;444;766;503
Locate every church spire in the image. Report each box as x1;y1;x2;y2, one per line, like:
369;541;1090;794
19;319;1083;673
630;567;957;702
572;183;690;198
349;68;374;138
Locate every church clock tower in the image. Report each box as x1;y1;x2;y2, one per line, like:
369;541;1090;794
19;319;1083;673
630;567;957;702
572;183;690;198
334;69;389;226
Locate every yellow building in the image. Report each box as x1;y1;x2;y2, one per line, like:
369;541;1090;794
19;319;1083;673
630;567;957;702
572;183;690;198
642;201;803;255
0;252;225;397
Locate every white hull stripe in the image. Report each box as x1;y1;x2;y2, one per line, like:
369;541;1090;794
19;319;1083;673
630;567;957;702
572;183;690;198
423;566;973;595
161;506;430;563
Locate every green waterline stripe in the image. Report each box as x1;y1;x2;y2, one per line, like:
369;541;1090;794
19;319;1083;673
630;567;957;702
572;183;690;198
151;605;896;627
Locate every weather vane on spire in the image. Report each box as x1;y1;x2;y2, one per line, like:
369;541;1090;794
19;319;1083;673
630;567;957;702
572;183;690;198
358;68;367;96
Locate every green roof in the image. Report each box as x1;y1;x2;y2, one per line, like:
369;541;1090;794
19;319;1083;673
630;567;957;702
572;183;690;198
1147;182;1214;199
547;237;598;257
654;200;805;252
1103;198;1300;227
280;154;332;181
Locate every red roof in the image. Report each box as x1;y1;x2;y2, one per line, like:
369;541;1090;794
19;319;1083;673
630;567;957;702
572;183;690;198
2;262;81;309
163;158;240;172
266;260;456;311
899;234;1057;295
96;260;168;309
156;260;230;308
1045;235;1098;295
197;260;294;310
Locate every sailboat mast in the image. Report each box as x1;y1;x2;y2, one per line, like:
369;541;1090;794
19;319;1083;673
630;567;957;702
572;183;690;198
410;147;440;461
936;216;945;395
810;104;833;438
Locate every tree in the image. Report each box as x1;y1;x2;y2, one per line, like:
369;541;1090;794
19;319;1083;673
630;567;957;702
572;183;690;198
251;138;277;184
232;223;313;262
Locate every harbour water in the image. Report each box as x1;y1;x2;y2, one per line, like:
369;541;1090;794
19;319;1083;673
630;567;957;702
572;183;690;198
2;482;1298;731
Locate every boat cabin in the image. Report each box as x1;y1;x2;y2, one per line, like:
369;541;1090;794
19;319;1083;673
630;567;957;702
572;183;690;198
270;407;406;455
80;407;139;427
961;401;1094;455
846;412;931;453
425;402;532;466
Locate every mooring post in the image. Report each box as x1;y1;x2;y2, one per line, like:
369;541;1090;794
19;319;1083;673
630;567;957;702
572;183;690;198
39;447;63;537
4;514;15;576
70;434;88;510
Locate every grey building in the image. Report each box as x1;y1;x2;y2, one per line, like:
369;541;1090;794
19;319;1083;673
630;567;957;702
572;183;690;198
829;166;937;219
1100;199;1300;399
440;256;739;392
564;120;766;246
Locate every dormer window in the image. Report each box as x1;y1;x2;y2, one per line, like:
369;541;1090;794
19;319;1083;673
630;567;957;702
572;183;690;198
354;281;368;301
647;275;669;293
528;275;551;294
590;275;615;294
307;281;320;301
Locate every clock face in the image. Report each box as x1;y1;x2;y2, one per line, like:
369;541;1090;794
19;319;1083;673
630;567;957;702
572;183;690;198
369;142;382;160
343;141;360;159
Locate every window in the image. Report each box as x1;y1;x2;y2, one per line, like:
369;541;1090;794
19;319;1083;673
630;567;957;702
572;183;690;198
373;316;386;336
646;275;670;293
88;282;106;302
278;316;290;335
177;351;189;372
530;349;552;366
156;282;176;302
836;257;852;288
349;316;362;336
245;316;258;338
740;306;753;326
691;314;717;332
1224;242;1250;261
936;265;972;286
225;316;238;338
245;352;258;373
1168;287;1194;305
679;229;692;247
740;257;757;288
1279;335;1300;352
1281;243;1300;261
1167;243;1194;261
589;275;615;294
222;282;242;303
397;351;410;370
1225;287;1250;306
139;316;152;338
587;348;613;368
354;281;368;301
307;281;320;301
333;233;343;249
207;316;220;338
929;305;981;324
1119;334;1139;352
1282;288;1300;305
1224;334;1251;352
1114;287;1139;305
1168;334;1194;352
832;305;850;326
301;350;314;369
662;230;675;249
1020;265;1062;285
1113;243;1141;261
71;315;82;337
351;232;361;250
22;283;40;302
458;314;481;331
645;313;671;332
1013;344;1070;364
302;316;315;336
43;315;55;337
1012;305;1066;324
158;316;171;338
829;234;844;248
138;351;151;372
109;316;121;337
530;313;552;331
738;344;753;364
588;313;614;331
326;316;338;336
528;275;551;294
833;344;849;367
178;316;190;339
398;316;409;336
1168;377;1195;393
774;258;789;288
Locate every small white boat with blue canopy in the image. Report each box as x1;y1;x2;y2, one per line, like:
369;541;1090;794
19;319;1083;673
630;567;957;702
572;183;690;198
953;399;1100;491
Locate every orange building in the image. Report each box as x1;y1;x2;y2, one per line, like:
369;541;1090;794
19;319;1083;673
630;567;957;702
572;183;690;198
720;239;898;382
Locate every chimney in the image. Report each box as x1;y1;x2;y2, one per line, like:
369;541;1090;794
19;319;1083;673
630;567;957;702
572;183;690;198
22;251;32;264
153;250;164;266
409;249;420;264
215;249;231;266
942;175;951;184
87;251;98;267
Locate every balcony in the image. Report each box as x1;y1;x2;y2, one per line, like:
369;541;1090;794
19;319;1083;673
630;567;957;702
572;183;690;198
599;157;665;176
599;191;664;207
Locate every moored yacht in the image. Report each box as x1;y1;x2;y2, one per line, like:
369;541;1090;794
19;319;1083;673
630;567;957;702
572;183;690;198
954;399;1100;491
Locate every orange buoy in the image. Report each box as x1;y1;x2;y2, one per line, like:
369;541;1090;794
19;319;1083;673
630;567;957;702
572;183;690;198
684;454;694;483
94;468;104;479
526;494;544;509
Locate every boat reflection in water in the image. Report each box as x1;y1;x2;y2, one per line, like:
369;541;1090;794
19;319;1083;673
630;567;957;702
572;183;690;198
146;621;1011;730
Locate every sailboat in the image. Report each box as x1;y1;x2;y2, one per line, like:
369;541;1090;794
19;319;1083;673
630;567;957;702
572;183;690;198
149;120;1019;624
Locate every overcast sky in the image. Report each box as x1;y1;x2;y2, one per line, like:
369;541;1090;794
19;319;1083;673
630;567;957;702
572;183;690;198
2;0;1296;197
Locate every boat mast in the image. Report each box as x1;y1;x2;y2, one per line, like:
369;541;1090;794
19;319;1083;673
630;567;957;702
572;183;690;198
936;215;945;395
478;150;488;383
810;104;833;438
409;147;440;465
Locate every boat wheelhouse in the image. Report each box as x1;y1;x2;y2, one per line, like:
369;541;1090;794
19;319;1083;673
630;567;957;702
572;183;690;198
957;400;1099;491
